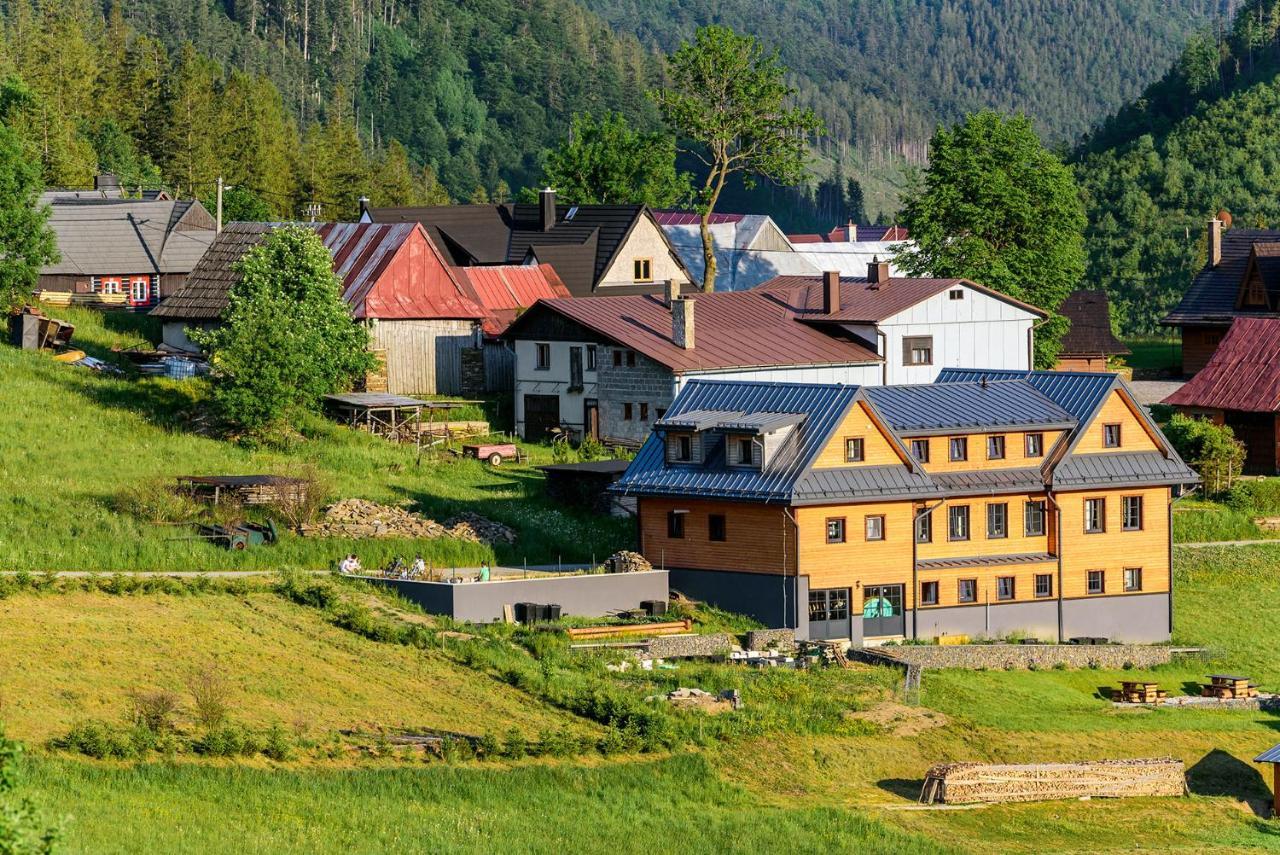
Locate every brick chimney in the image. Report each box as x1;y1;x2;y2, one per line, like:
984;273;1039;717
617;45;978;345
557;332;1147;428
1208;218;1223;267
665;279;681;307
867;256;890;288
822;271;840;314
672;296;695;350
539;188;556;232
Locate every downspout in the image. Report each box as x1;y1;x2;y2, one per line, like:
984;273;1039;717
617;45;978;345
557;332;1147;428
1169;484;1200;638
782;506;799;632
877;329;888;385
911;498;945;641
1046;488;1064;643
1028;317;1049;369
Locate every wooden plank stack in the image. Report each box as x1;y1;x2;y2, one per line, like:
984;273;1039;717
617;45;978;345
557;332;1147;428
920;758;1187;805
1202;675;1258;700
565;619;692;640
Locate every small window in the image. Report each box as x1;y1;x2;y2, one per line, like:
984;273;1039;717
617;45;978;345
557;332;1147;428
996;576;1015;601
586;346;597;371
1025;433;1044;457
948;288;964;300
1124;567;1143;592
987;435;1005;460
949;437;968;462
1024;500;1047;537
920;581;939;606
948;505;970;541
845;437;865;463
865;515;885;541
903;335;933;366
826;517;846;544
633;258;653;282
708;514;726;542
1087;570;1105;595
910;438;930;462
640;403;650;422
626;350;637;368
987;503;1008;539
735;437;754;466
623;403;633;421
1084;498;1105;534
675;435;692;462
612;350;623;368
1122;496;1143;531
535;342;551;370
958;578;977;603
667;511;685;539
915;511;932;544
1035;573;1053;599
1103;423;1122;448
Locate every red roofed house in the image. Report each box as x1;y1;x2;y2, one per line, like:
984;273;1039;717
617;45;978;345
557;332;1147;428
1162;317;1280;473
153;222;490;395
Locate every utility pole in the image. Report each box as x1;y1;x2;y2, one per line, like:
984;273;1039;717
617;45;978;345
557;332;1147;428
215;176;223;233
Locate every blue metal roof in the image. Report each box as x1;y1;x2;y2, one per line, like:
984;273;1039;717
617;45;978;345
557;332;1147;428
1255;744;1280;764
935;368;1117;423
1052;451;1198;489
863;381;1075;433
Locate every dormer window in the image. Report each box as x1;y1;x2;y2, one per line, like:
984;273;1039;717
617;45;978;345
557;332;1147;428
845;437;865;463
1103;423;1122;448
735;437;754;465
667;432;699;464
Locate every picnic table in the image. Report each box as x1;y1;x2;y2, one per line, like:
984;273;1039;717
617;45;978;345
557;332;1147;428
1203;675;1257;699
1118;680;1166;704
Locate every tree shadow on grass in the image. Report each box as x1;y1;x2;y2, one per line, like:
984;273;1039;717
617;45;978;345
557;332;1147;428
876;778;924;801
1187;748;1272;818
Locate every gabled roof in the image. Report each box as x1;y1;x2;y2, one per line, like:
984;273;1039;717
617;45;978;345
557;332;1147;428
503;290;881;374
863;381;1074;434
151;222;484;322
935;368;1117;423
661;216;819;291
789;225;909;243
450;264;571;337
1163;229;1280;326
43;198;215;277
1162;317;1280;412
1058;290;1130;358
760;275;1047;322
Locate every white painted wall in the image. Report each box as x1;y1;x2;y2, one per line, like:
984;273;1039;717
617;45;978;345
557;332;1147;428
161;321;214;353
597;216;690;289
870;283;1036;385
676;362;882;391
512;338;599;437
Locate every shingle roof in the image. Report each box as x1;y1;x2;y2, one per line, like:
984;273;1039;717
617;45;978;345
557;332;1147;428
1059;290;1130;358
1162;317;1280;412
759;276;1046;322
151;222;484;322
43;199;215;276
503;290;882;373
1163;229;1280;326
450;264;571;337
863;381;1074;434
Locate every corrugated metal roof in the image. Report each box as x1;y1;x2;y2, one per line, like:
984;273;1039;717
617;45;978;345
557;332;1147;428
1254;744;1280;764
788;225;909;243
1163;317;1280;412
930;468;1048;495
1164;229;1280;326
916;552;1056;570
791;465;939;504
451;264;571;337
652;210;747;226
864;381;1074;433
935;369;1118;423
1052;451;1199;488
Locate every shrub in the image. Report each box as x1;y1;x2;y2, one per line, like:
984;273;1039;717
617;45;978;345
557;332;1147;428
265;463;331;528
501;728;527;760
576;435;606;462
477;733;501;759
262;723;293;761
1163;414;1244;496
187;662;231;729
1225;479;1280;515
129;689;180;734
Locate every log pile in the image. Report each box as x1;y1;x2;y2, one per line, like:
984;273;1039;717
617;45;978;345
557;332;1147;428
300;499;516;545
605;550;652;573
920;758;1187;805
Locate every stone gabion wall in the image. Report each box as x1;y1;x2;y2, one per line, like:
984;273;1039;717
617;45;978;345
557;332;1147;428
646;633;733;659
745;629;796;651
874;643;1177;672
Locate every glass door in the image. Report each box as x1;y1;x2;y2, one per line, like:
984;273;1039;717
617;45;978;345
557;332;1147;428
862;585;906;637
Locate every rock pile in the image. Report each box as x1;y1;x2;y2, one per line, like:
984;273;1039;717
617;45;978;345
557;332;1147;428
645;687;740;714
300;499;516;546
605;550;652;573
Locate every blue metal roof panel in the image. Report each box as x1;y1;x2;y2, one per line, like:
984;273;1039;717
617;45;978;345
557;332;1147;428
864;381;1074;433
1256;744;1280;764
935;369;1116;423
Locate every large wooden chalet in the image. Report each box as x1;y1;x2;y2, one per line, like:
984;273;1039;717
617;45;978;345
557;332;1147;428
613;371;1198;643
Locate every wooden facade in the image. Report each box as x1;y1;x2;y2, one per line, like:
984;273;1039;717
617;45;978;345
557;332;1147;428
1180;325;1226;376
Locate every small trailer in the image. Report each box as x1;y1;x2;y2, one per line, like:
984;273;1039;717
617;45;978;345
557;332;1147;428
196;520;279;550
461;442;522;466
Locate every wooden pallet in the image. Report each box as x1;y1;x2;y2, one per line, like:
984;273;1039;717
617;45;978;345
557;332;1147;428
565;619;692;640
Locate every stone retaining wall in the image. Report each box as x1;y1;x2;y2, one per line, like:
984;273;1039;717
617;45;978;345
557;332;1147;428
646;633;733;659
745;629;796;651
872;643;1178;672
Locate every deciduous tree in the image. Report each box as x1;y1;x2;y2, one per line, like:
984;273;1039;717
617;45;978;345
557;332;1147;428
0;77;57;311
541;112;688;207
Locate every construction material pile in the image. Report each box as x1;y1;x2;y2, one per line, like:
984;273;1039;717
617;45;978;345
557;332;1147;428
605;550;652;573
300;499;515;545
920;758;1186;805
645;687;741;714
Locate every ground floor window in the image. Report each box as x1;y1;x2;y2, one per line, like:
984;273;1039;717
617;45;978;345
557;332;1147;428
666;511;684;539
1123;567;1142;592
1087;570;1106;595
920;580;938;606
996;576;1015;601
708;514;726;542
1034;573;1053;598
958;578;977;603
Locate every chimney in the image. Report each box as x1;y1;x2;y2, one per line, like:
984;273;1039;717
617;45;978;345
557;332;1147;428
358;196;370;221
868;255;890;288
672;296;695;350
539;187;556;232
847;220;856;242
665;279;681;307
1208;218;1223;267
94;173;119;193
822;270;840;314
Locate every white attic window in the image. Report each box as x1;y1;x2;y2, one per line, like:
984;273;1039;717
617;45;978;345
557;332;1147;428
948;288;965;300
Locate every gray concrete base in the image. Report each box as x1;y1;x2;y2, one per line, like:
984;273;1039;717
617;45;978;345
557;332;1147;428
668;568;810;639
907;593;1171;643
910;600;1060;642
1062;592;1171;643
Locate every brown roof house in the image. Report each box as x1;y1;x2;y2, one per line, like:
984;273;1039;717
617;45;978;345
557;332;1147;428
1055;290;1130;372
152;222;495;395
1162;317;1280;473
363;189;693;297
38;194;216;309
502;263;1045;443
1163;219;1280;375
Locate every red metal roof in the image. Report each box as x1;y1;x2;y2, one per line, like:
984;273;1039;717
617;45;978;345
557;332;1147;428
758;275;1046;322
651;210;747;226
318;222;484;321
451;264;571;336
506;290;882;373
1163;317;1280;412
788;224;910;243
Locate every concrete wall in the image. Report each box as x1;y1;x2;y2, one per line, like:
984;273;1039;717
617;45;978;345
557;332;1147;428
668;567;811;640
513;338;599;439
597;347;676;444
367;571;669;623
911;600;1061;642
1061;593;1171;643
161;321;216;353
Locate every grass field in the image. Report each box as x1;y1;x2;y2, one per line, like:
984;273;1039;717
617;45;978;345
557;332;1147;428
1123;337;1182;374
0;306;629;572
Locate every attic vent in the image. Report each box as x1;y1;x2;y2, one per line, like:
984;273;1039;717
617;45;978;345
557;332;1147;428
949;289;964;300
566;206;579;221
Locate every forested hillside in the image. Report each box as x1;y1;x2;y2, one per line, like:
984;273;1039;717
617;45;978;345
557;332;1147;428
1075;0;1280;334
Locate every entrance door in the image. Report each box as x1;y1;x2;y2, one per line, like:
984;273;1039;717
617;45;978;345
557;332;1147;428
523;394;561;441
584;399;600;440
862;585;906;637
808;588;851;640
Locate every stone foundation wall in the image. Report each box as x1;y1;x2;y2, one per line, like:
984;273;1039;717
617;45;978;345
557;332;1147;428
745;629;796;651
647;633;733;659
873;643;1177;672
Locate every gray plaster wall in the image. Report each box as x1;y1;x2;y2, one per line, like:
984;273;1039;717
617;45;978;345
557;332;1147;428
1062;593;1171;643
910;600;1060;642
596;347;675;444
669;568;810;639
369;572;669;623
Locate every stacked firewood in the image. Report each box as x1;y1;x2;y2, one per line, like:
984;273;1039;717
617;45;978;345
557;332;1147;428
920;758;1187;805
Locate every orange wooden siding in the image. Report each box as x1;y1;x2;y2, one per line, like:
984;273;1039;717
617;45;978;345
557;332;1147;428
915;494;1055;560
914;430;1066;473
811;401;906;469
1056;487;1170;597
795;503;914;590
1073;391;1161;454
637;497;796;575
